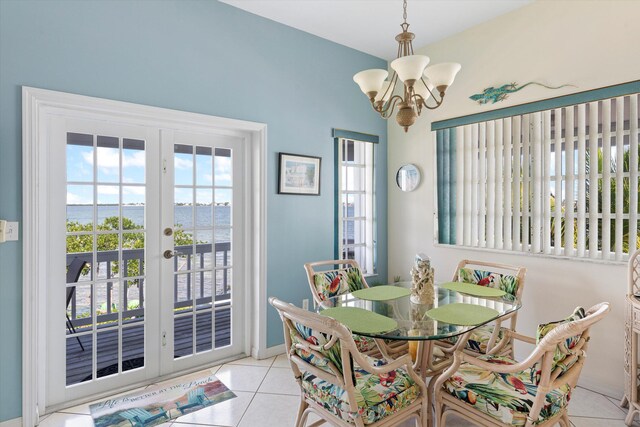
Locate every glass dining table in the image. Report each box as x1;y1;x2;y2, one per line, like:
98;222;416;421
317;281;521;426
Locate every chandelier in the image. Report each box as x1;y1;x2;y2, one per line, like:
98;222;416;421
353;0;461;132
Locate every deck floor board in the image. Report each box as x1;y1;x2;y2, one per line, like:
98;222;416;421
66;310;231;385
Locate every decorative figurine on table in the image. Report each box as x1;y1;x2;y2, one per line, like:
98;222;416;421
410;253;435;304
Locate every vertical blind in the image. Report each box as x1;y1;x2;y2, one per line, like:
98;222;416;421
436;92;639;262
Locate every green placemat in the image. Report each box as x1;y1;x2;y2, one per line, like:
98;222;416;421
352;285;411;301
320;307;398;334
425;303;499;326
440;281;507;297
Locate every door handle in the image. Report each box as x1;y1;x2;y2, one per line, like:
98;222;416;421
163;250;184;259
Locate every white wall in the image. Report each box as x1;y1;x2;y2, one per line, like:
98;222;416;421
388;0;639;397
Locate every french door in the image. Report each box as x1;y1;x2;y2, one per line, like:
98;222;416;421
46;116;245;407
159;130;245;374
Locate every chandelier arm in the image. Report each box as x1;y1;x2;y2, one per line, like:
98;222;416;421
377;95;403;118
422;77;438;99
421;94;445;110
374;72;401;115
378;71;398;105
410;93;426;106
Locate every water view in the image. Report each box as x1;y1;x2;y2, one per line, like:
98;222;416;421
67;205;232;242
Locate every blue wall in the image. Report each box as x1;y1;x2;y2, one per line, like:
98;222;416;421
0;0;387;421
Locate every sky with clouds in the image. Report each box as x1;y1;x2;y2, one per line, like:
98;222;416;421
66;142;233;206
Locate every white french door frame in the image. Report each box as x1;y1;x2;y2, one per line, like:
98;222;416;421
159;129;247;374
22;87;268;427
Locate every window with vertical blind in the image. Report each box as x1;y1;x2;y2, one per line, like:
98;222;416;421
435;84;639;262
333;129;378;275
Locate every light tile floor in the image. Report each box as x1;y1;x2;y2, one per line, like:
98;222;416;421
41;354;634;426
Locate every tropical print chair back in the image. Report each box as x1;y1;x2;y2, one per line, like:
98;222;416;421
313;266;365;302
458;267;520;298
535;306;586;379
288;320;344;376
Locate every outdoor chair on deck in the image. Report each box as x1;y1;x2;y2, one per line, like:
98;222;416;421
439;260;526;358
270;297;428;427
66;257;87;351
434;302;610;427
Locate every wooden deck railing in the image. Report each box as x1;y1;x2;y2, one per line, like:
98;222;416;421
66;242;231;328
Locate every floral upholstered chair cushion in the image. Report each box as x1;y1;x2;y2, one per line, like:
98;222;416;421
445;325;505;354
458;268;520;298
290;322;344;375
534;307;586;377
313;267;366;302
300;356;421;425
442;355;571;426
312;267;377;353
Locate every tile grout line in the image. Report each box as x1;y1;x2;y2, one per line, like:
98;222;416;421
568;415;627;421
577;384;623;403
233;361;278;426
234;391;258;427
255;390;300;397
603;395;631;417
231;360;275;427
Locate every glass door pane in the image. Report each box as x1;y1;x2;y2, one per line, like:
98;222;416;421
172;143;236;361
65;133;147;386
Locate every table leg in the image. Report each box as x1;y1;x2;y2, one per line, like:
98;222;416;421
416;340;434;427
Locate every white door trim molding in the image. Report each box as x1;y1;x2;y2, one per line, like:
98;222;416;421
22;86;268;426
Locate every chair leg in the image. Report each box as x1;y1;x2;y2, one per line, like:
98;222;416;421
621;394;629;409
421;400;429;427
625;407;639;426
66;314;84;351
295;398;309;427
559;412;571;427
433;387;444;427
440;409;449;427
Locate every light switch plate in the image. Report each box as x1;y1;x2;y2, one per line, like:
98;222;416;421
5;222;19;241
0;220;19;243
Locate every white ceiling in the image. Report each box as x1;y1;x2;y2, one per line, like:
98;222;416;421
219;0;532;60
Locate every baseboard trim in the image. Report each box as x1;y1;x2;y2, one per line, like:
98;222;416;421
0;417;21;427
252;344;285;359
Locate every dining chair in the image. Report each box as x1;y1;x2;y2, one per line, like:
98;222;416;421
304;259;406;357
440;260;526;357
304;259;379;353
434;302;610;427
269;297;429;427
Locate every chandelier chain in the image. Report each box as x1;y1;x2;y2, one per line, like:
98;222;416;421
402;0;407;24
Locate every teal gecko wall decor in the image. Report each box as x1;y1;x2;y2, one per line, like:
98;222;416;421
469;82;576;104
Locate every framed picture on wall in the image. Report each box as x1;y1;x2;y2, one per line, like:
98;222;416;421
278;153;321;195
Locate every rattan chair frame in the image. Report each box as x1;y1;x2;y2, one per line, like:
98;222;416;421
434;302;610;427
270;297;429;427
438;259;527;358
